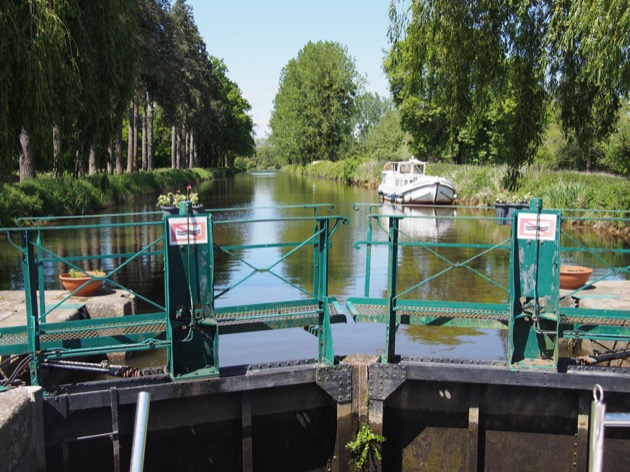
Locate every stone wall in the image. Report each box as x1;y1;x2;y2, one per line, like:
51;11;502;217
0;387;45;471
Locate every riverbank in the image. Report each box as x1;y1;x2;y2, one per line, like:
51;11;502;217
0;168;226;227
284;159;630;235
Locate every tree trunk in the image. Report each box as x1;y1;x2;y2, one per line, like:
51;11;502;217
126;98;135;173
52;126;62;178
192;131;198;167
115;122;123;175
107;139;113;174
175;128;181;169
141;94;147;171
75;149;85;178
132;97;138;172
171;125;176;169
179;126;188;169
186;129;192;168
88;147;97;175
147;100;154;171
19;129;36;181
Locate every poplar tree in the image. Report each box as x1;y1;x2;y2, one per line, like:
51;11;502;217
270;41;360;165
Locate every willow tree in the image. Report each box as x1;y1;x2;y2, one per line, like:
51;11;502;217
549;0;630;171
1;0;79;180
386;0;548;187
270;41;361;165
387;0;630;184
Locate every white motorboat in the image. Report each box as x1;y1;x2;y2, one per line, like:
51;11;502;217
377;159;457;204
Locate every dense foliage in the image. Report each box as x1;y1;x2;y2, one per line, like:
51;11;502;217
269;41;361;165
0;0;254;181
385;0;630;187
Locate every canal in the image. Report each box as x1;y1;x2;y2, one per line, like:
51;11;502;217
0;171;625;368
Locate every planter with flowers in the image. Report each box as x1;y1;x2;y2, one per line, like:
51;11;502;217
59;268;106;296
494;192;530;225
157;185;203;215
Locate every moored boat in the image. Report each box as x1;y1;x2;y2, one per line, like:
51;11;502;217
377;158;457;204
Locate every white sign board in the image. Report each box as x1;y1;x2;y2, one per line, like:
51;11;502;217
516;213;558;241
168;217;208;245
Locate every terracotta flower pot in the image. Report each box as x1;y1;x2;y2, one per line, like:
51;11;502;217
59;271;104;296
559;265;593;290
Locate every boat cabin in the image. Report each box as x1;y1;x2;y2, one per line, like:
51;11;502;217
384;160;426;176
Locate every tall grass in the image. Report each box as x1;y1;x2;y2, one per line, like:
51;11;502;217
287;159;630;214
0;168;220;227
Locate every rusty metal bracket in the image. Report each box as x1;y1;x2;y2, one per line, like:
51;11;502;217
316;364;352;403
370;363;407;400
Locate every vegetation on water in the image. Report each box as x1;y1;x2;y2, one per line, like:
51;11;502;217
346;423;386;471
0;168;218;227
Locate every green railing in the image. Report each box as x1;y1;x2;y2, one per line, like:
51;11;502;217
0;204;348;385
347;200;630;369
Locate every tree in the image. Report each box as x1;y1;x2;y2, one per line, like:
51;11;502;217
270;41;361;165
362;109;412;161
549;0;630;171
386;0;630;184
386;0;548;188
354;92;394;142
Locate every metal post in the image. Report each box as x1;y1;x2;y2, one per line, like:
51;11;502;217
384;217;400;363
130;391;151;472
589;385;606;472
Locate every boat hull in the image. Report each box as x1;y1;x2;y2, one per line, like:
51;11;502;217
378;179;456;204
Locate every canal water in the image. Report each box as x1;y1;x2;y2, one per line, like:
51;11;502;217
1;171;625;367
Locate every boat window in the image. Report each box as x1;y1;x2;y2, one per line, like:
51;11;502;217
399;164;410;174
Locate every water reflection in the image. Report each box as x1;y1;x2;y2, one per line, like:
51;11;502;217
1;172;626;366
381;204;456;241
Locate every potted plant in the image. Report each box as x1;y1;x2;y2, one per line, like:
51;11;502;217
157;185;203;215
59;268;106;296
494;191;530;225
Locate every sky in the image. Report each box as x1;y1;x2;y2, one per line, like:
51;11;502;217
186;0;393;138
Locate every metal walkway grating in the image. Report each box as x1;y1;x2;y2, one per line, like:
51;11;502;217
347;297;509;328
215;298;345;333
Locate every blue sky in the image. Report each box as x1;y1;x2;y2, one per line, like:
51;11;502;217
186;0;392;138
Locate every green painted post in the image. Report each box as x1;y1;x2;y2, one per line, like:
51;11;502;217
164;206;218;380
508;198;562;369
384;217;400;363
317;218;334;364
36;229;46;323
22;230;41;385
364;215;374;297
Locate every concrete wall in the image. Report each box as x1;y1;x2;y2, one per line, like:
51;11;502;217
0;386;45;471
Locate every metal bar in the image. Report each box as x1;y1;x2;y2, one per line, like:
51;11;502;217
385;217;399;363
130;391;151;472
110;388;121;472
603;413;630;427
22;230;41;386
589;385;606;472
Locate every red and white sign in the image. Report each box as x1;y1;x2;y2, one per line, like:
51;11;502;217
168;217;208;245
517;213;557;241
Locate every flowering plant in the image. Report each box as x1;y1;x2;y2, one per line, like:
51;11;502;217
494;189;530;204
156;185;198;207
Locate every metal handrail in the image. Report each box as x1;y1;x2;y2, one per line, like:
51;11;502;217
589;384;630;472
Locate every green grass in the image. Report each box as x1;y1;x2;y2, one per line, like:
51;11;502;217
286;159;630;235
0;168;221;227
288;159;629;212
